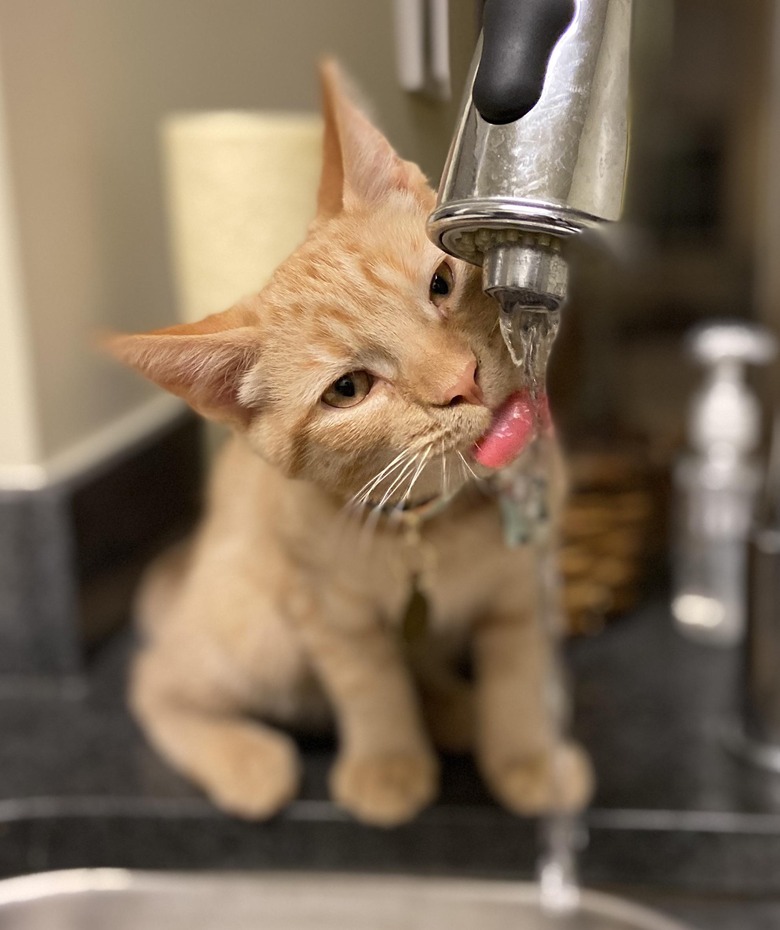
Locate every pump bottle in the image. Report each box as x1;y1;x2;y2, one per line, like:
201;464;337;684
672;322;777;646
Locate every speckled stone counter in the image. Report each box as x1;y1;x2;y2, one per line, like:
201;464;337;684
1;601;780;928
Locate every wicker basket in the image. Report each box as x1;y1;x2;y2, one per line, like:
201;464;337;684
561;447;666;635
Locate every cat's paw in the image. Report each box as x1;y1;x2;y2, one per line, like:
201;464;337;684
330;750;439;827
482;742;593;815
206;730;301;820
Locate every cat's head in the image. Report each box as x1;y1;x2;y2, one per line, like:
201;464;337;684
110;62;524;511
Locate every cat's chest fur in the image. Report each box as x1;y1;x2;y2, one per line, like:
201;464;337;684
205;435;532;635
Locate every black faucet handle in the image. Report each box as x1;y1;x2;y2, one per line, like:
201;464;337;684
473;0;576;125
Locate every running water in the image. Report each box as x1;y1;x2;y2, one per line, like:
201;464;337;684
498;305;560;391
498;300;583;915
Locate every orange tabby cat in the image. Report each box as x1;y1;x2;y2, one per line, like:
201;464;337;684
109;62;591;827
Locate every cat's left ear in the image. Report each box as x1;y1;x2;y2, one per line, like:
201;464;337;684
106;304;263;427
317;59;432;217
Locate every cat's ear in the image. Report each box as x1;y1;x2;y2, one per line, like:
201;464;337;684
106;304;262;427
316;59;431;217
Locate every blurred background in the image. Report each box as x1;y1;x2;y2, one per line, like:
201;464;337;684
1;0;780;913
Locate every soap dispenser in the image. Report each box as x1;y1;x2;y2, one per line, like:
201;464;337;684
672;322;777;646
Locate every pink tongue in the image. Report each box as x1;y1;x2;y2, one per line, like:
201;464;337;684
473;391;548;470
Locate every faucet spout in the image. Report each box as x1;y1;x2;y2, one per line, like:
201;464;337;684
482;234;568;313
428;0;632;355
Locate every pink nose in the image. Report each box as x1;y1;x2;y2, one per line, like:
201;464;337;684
440;358;483;407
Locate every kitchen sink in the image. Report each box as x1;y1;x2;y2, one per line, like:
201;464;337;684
0;870;694;930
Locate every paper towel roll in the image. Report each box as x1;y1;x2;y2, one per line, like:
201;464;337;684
162;111;323;322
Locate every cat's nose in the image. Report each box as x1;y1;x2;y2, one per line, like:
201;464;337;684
441;358;483;407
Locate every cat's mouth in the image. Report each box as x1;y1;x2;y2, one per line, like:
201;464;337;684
357;390;552;517
470;390;550;470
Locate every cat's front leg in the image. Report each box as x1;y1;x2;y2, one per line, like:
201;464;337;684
297;606;438;827
131;646;301;819
473;609;593;815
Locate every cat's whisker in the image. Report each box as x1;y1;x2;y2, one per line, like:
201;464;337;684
330;494;370;547
438;444;447;499
357;505;384;552
439;444;456;502
350;452;408;504
354;450;425;552
348;432;439;512
329;451;414;551
396;444;432;512
349;448;414;508
355;488;387;551
341;440;440;554
337;436;483;553
375;451;423;511
456;453;468;487
459;450;493;497
359;482;409;552
340;464;416;546
457;452;483;494
457;450;482;484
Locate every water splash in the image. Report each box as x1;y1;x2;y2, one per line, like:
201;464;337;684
496;295;583;915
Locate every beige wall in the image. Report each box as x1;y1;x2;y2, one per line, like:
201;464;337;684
0;0;475;481
0;42;39;473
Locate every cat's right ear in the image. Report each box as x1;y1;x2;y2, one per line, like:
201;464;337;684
105;304;262;427
317;59;349;218
316;59;430;217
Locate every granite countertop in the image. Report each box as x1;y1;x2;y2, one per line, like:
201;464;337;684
1;600;780;928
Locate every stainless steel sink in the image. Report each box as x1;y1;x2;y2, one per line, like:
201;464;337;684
0;870;694;930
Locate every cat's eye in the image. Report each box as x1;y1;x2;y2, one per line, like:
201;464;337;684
429;261;453;306
322;371;373;408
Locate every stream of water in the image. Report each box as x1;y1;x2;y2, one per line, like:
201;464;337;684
497;301;582;915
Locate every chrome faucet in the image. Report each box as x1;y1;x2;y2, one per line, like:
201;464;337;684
428;0;633;342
